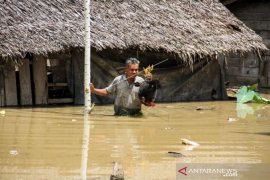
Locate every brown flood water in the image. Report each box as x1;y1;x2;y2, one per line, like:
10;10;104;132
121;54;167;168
0;100;270;179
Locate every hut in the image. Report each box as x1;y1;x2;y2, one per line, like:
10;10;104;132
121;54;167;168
221;0;270;92
0;0;267;106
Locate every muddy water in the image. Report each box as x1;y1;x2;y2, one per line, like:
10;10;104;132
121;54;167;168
0;101;270;179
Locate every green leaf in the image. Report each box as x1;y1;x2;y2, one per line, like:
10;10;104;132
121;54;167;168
254;92;270;104
249;83;258;91
236;85;270;104
236;86;255;103
253;92;264;103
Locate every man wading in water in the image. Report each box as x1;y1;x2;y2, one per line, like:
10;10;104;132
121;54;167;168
90;57;152;115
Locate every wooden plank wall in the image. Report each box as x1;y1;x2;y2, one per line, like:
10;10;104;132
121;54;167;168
72;50;84;105
4;62;18;106
19;59;33;105
33;55;48;105
226;1;270;87
225;53;259;86
0;70;5;107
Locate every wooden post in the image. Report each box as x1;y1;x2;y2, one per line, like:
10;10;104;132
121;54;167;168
84;0;91;112
19;59;32;105
33;55;48;105
81;0;91;180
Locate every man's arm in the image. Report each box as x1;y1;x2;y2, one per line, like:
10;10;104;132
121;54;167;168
90;83;109;96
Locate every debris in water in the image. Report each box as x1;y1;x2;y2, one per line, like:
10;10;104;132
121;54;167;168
181;138;200;146
195;106;215;111
168;151;185;157
9;150;18;156
110;161;124;180
88;102;95;114
164;127;173;130
0;110;5;116
165;105;175;108
183;145;198;151
227;117;238;122
227;88;238;99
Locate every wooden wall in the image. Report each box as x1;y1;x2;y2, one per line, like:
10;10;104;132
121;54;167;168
0;56;49;107
71;50;228;104
226;0;270;87
72;50;84;105
3;61;18;106
225;53;259;86
0;67;6;106
33;55;48;105
19;59;33;105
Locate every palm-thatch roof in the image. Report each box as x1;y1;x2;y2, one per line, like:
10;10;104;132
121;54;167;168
0;0;268;63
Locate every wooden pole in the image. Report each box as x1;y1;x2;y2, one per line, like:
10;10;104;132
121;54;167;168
84;0;91;112
81;0;91;180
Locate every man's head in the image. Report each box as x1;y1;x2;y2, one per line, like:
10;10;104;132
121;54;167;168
125;57;140;81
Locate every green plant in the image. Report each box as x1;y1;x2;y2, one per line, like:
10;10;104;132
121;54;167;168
236;84;270;104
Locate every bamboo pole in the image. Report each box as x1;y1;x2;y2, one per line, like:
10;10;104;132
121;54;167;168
84;0;91;112
81;0;91;180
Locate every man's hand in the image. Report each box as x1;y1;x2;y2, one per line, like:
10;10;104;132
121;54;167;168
90;83;95;93
144;72;152;81
89;83;108;96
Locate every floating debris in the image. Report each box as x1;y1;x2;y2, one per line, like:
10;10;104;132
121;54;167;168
195;106;215;111
110;161;124;180
165;105;175;108
227;88;238;99
181;138;200;146
227;117;238;122
87;102;96;114
9;150;18;156
0;110;5;116
182;145;198;151
168;151;185;157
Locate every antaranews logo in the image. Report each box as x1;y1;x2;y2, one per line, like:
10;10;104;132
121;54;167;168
177;163;270;179
178;166;188;176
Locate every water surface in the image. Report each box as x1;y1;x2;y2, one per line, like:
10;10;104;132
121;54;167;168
0;101;270;179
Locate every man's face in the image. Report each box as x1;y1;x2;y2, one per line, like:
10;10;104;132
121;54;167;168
126;63;139;80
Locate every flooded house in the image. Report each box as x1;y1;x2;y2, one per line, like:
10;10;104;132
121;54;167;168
221;0;270;90
0;0;267;107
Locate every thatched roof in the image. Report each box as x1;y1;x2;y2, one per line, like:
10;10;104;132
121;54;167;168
0;0;268;62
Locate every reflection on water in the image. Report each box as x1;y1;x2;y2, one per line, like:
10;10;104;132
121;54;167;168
236;103;255;119
81;113;90;180
236;103;270;120
0;101;270;179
